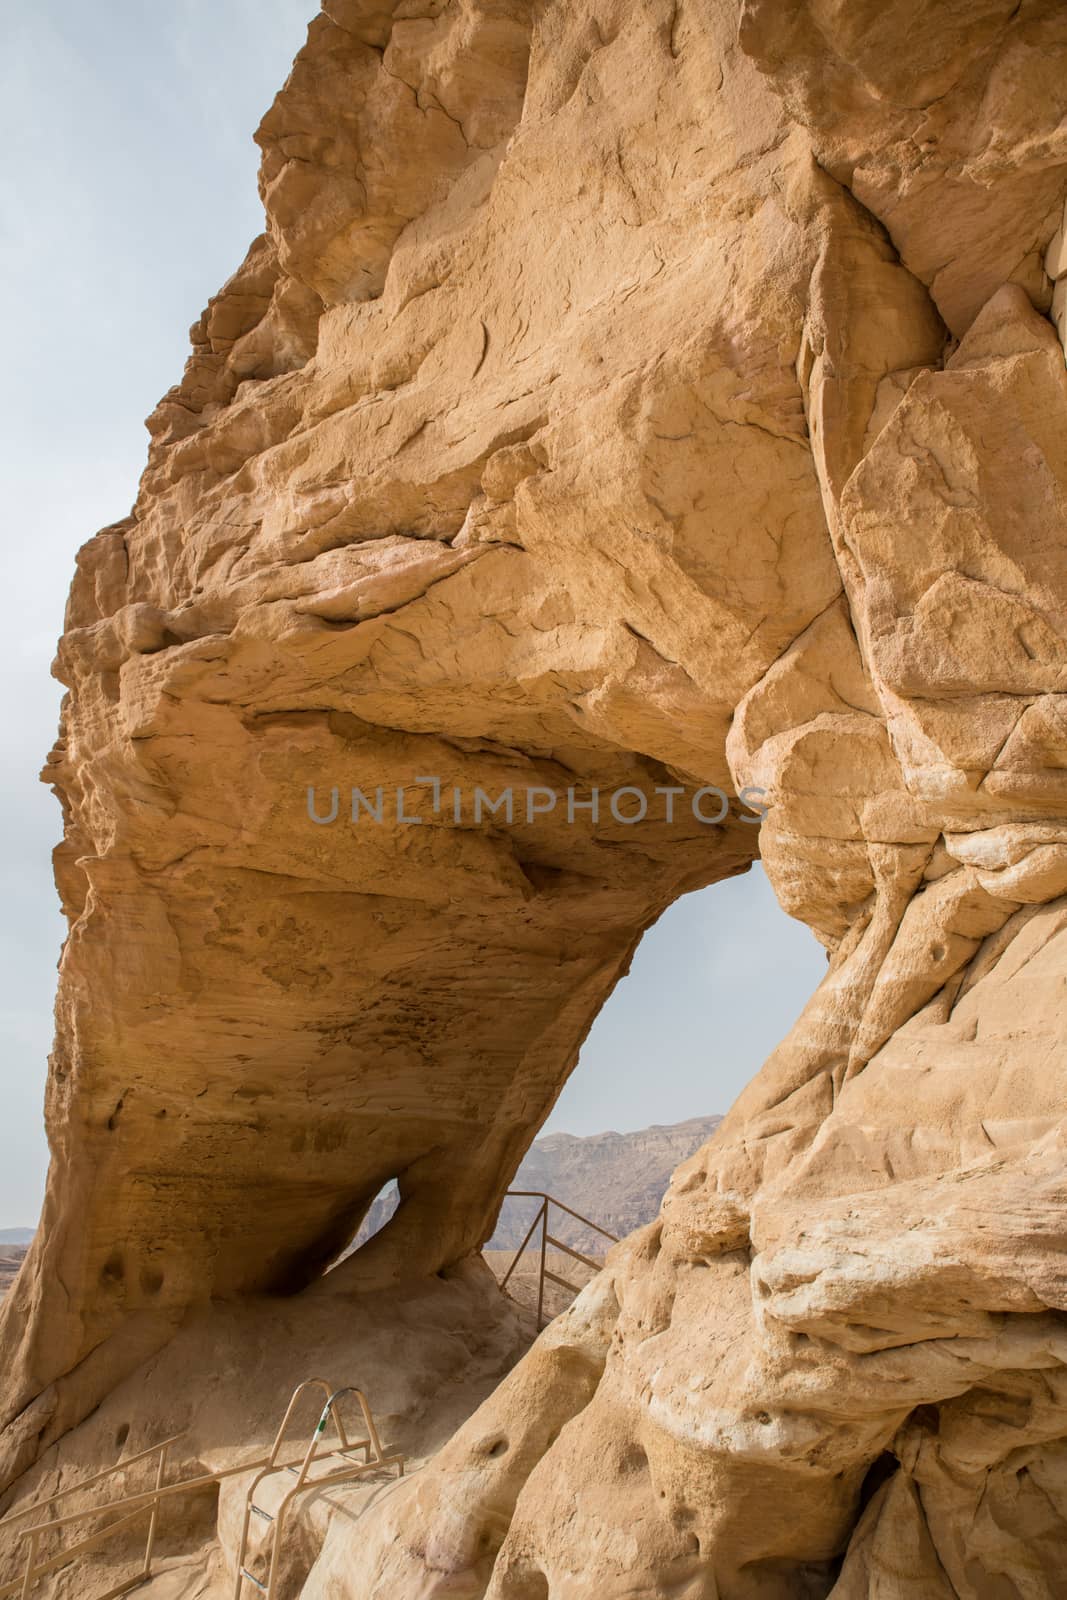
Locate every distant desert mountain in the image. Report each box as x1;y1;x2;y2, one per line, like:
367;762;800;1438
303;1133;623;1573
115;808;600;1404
0;1228;34;1245
352;1114;722;1258
489;1115;723;1252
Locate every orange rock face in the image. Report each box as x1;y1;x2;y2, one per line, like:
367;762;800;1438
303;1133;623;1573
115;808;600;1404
5;1;1067;1595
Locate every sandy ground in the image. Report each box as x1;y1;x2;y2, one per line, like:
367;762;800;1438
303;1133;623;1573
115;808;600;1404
0;1246;602;1598
483;1246;605;1321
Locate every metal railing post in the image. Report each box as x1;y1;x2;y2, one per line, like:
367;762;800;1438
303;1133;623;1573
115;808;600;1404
498;1191;620;1328
500;1203;545;1292
536;1199;548;1329
140;1440;169;1581
19;1531;36;1600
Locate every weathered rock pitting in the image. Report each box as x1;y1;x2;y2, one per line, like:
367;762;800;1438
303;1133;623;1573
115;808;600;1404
4;1;1067;1595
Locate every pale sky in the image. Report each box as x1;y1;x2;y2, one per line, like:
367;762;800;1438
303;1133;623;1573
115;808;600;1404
0;2;825;1228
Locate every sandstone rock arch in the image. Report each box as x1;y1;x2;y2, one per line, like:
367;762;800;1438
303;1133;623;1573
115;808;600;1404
5;0;1067;1594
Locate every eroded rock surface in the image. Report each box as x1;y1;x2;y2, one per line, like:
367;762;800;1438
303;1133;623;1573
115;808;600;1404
4;0;1067;1595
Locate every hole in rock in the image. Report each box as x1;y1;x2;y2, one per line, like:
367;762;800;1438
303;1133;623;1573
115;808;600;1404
858;1450;899;1513
484;864;823;1313
312;1174;408;1284
341;864;824;1316
547;863;825;1138
114;1423;130;1451
331;1174;404;1267
100;1252;125;1286
139;1265;164;1296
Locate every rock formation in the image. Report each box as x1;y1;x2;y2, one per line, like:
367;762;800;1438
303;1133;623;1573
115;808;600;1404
4;0;1067;1595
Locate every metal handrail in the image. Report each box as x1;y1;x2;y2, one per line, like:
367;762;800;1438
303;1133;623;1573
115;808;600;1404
0;1432;184;1529
233;1380;402;1599
505;1191;620;1236
498;1191;619;1329
10;1454;290;1542
0;1381;401;1600
2;1434;178;1600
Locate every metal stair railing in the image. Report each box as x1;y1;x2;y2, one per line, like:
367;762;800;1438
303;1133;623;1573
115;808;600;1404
498;1191;619;1329
233;1379;403;1599
0;1379;401;1600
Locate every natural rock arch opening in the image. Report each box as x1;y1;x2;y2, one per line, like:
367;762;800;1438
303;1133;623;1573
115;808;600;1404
6;0;857;1470
297;781;769;1288
542;862;828;1141
339;860;825;1277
